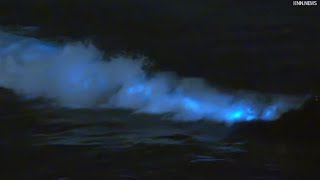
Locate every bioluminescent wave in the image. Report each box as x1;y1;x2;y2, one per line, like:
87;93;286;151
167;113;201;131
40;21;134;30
0;30;306;123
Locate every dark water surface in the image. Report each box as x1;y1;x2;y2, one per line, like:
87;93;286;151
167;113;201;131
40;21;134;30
1;88;320;179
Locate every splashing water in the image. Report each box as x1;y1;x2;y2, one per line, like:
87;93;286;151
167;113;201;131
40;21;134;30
0;30;306;123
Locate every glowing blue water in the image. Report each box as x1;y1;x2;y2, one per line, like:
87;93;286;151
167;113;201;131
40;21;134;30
183;98;201;112
0;30;306;123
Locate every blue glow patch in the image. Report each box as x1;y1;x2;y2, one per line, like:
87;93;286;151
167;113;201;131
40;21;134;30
182;97;201;112
261;106;277;120
226;105;258;121
230;111;243;119
127;84;145;94
22;44;58;60
244;107;257;121
0;42;23;54
246;114;256;121
126;84;152;97
64;64;93;91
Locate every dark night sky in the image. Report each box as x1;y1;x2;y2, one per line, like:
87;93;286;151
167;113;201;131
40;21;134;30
0;0;319;94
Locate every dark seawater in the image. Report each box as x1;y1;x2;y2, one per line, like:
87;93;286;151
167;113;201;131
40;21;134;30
1;88;320;179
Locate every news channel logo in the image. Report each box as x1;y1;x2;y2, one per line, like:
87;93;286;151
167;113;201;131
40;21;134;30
293;1;317;5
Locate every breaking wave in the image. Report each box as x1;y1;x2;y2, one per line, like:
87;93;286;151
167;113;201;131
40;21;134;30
0;30;306;123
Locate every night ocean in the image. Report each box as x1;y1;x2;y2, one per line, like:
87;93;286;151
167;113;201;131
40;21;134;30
0;1;319;179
